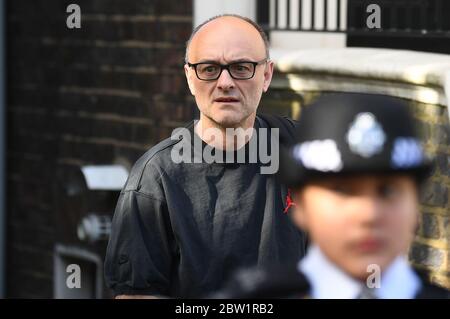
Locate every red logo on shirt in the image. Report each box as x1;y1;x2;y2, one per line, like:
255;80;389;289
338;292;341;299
283;188;297;214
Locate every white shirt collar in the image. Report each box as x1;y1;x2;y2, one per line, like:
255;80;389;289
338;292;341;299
299;245;422;299
377;254;421;299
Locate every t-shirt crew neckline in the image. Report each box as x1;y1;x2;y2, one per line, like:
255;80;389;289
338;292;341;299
188;117;261;166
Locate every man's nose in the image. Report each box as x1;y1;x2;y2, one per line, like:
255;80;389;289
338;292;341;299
216;69;235;90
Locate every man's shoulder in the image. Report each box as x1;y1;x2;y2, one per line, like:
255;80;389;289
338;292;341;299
257;114;298;128
123;134;186;192
257;114;298;145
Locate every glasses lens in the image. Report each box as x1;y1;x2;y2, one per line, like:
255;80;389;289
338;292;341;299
196;64;220;80
229;62;254;79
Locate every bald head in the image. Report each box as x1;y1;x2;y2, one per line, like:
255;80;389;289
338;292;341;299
185;15;270;63
183;14;274;130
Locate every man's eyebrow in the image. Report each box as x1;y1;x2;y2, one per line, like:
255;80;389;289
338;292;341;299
195;59;219;64
229;58;256;63
195;58;257;64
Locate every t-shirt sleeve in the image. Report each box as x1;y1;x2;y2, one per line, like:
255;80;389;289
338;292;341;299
104;189;177;297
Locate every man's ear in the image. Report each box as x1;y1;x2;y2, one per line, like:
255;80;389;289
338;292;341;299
184;64;196;96
262;60;274;93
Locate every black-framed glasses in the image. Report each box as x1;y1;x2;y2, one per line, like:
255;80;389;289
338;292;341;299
187;59;268;81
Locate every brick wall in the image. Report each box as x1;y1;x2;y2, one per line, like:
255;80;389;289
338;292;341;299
7;0;194;298
409;101;450;288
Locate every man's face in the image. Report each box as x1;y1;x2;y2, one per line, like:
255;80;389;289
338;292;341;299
293;174;419;281
184;17;274;128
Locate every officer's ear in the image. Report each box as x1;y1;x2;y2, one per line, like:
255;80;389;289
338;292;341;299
291;190;308;231
184;63;196;96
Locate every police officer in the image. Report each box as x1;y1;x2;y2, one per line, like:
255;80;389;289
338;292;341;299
214;92;449;299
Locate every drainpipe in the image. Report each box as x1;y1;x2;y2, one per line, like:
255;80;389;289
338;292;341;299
0;0;6;298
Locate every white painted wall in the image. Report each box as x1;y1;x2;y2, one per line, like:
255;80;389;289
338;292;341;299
270;31;345;49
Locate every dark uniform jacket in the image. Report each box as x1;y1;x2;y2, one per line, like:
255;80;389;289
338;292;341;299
213;264;450;299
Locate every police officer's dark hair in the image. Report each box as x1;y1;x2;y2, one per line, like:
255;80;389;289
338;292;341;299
184;14;270;63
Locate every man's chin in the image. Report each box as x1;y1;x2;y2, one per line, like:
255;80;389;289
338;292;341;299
212;112;246;128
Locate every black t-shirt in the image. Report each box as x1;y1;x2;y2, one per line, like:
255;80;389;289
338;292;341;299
104;115;307;298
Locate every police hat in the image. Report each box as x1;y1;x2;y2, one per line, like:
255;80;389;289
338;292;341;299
278;92;433;187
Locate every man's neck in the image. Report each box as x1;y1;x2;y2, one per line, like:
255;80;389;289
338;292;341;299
195;113;256;151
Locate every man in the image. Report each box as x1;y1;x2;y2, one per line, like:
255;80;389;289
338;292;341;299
104;15;307;298
215;93;449;299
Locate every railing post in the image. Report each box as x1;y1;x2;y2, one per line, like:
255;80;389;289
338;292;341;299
274;0;279;30
257;0;270;31
286;0;291;29
421;0;428;32
435;0;442;31
390;1;397;30
299;0;303;30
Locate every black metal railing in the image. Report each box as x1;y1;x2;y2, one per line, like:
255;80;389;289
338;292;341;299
257;0;450;37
